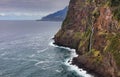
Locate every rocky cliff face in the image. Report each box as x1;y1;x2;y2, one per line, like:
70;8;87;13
54;0;120;77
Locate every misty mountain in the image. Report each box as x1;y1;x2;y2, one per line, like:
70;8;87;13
40;7;68;21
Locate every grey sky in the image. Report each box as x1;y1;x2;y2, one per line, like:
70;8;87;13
0;0;70;12
0;0;70;20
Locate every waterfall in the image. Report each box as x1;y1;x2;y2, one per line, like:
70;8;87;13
89;25;94;52
88;17;95;52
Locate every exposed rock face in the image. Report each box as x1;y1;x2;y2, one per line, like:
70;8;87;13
54;0;120;77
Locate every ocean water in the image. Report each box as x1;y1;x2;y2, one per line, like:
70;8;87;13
0;21;93;77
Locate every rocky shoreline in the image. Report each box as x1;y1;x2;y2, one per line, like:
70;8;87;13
54;42;107;77
54;0;120;77
72;57;105;77
53;42;95;77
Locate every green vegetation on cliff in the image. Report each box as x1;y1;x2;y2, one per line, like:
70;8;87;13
54;0;120;76
109;0;120;21
106;33;120;68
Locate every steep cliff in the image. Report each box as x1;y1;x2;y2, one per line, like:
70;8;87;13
54;0;120;77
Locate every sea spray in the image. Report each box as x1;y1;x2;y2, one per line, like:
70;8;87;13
49;40;94;77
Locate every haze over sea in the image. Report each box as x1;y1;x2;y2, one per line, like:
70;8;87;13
0;21;92;77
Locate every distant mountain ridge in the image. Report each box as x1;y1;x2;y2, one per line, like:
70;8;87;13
40;7;68;21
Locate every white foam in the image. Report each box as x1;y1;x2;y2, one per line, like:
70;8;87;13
65;62;93;77
64;54;94;77
37;48;48;53
49;40;94;77
49;40;58;47
35;61;45;66
35;61;60;66
29;54;35;58
49;40;77;52
55;70;61;73
1;52;8;56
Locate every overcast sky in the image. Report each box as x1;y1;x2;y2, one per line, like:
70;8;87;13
0;0;70;20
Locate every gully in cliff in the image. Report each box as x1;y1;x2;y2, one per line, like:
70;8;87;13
54;0;120;77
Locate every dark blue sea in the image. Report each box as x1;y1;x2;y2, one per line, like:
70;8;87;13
0;21;93;77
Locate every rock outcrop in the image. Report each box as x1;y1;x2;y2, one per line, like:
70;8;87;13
54;0;120;77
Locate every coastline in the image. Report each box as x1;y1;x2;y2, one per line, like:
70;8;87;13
49;40;94;77
51;40;108;77
72;57;104;77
